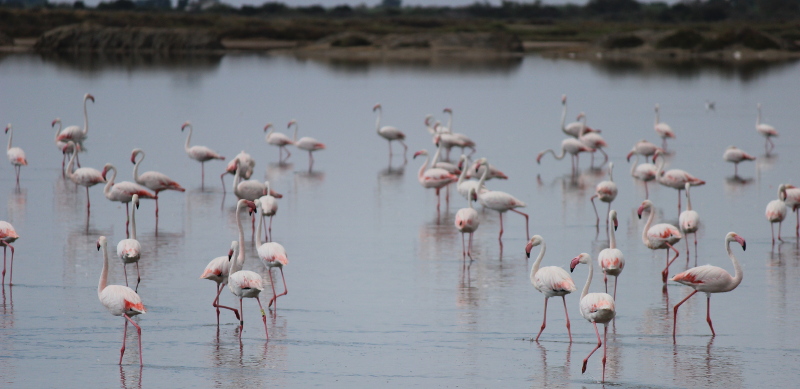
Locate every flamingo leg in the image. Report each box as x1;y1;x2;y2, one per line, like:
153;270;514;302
672;289;699;342
122;313;143;366
387;140;393;157
467;232;474;259
308;151;314;171
599;147;608;166
706;294;715;336
214;284;221;325
778;220;784;242
535;297;548;341
255;297;269;340
590;195;600;226
435;188;441;212
498;212;504;242
238;298;244;338
276;267;288;300
7;244;14;285
602;324;608;382
795;207;799;237
120;317;128;365
461;232;466;258
662;243;680;283
268;216;273;242
1;245;5;285
677;189;682;215
582;321;602;374
613;275;618;301
154;191;160;218
15;165;20;184
201;161;205;188
220;172;228;193
212;282;239;321
124;263;129;287
86;186;91;210
562;295;572;342
771;222;776;244
267;268;278;308
604;273;608;293
61;154;66;177
76;152;81;168
510;208;529;240
685;234;690;258
135;262;141;293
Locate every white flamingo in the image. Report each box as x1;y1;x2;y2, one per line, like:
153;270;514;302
52;118;80;172
199;241;241;325
654;103;676;148
288;119;326;169
625;139;662;161
756;103;778;151
182;121;225;187
577;113;608;166
560;95;600;138
257;182;279;242
590;162;617;227
537;138;593;173
597;210;624;300
255;216;289;309
455;187;480;259
525;235;576;342
629;153;657;199
413;149;458;212
722;146;756;176
264;122;294;161
679;183;700;258
221;151;255;193
766;185;788;244
5;124;27;184
373;103;407;158
102;164;156;238
64;142;105;210
474;158;529;242
228;199;269;339
638;199;682;283
56;93;94;149
131;148;185;218
117;194;142;292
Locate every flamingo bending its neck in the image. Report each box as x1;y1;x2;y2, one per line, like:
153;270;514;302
221;151;254;193
525;235;576;342
65;144;105;210
638;199;682;283
590;162;617;227
537;138;593;174
117;194;142;292
625;139;662;161
413;149;458;212
255;217;288;309
570;252;615;383
200;241;241;325
52;118;80;172
629;153;657;199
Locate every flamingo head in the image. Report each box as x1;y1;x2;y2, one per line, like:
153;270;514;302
443;108;452;114
4;124;10;134
269;189;283;199
130;148;142;164
51;118;61;127
525;235;543;258
181;121;191;132
610;210;618;231
472;158;488;173
413;150;428;159
433;134;440;146
626;149;635;162
287;119;297;129
132;194;139;209
96;236;107;251
85;93;95;103
229;241;238;260
561;94;566;105
652;149;661;163
536;152;544;164
100;163;112;180
469;187;478;202
637;200;653;219
727;232;746;251
779;184;788;201
372;103;381;112
655;103;660;112
424;115;433;127
569;253;591;273
576;113;585;121
245;200;257;215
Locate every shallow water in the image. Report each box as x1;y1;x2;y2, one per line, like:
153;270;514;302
0;52;799;388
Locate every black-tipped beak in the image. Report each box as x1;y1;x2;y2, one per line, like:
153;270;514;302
97;243;101;251
742;242;746;251
228;250;233;260
569;267;575;273
135;202;139;209
526;251;530;258
614;225;618;231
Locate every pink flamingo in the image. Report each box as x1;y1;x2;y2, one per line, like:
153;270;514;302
766;185;788;244
577;113;608;166
413;149;458;212
598;210;624;300
625;139;662;161
131;148;185;218
228;199;269;340
52;118;80;172
628;153;657;199
102;164;156;238
5;124;27;184
654;150;705;214
536;138;593;173
455;187;480;259
257;182;279;242
264;123;294;161
462;156;507;181
654;104;676;149
638;199;682;283
679;183;700;258
722;146;755;176
671;232;746;341
456;155;486;201
117;194;142;292
221;151;255;193
96;236;145;366
182;121;225;187
590;162;617;227
474;158;529;242
373;103;407;158
200;240;241;325
570;252;616;383
0;221;19;285
255;219;288;309
288;119;326;170
64;142;105;210
780;184;800;237
55;93;94;149
560;95;600;138
525;235;576;342
439;108;476;158
756;103;778;151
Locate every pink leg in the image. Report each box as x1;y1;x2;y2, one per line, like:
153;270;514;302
1;245;5;285
613;276;619;301
212;283;240;324
590;195;599;226
135;262;141;293
795;207;799;237
535;297;548;341
62;154;66;177
604;273;608;293
706;294;715;336
154;191;160;218
8;244;14;285
685;234;690;258
498;212;504;242
120;317;128;365
387;140;393;157
255;297;269;340
267;268;278;308
435;188;441;212
238;298;244;338
582;321;602;374
124;264;129;287
201;162;205;188
308;151;314;170
778;221;784;242
662;243;680;283
562;296;572;342
672;289;698;342
461;233;466;258
220;172;228;193
86;186;91;210
275;267;288;301
467;232;474;258
771;222;776;244
510;208;529;240
677;189;682;215
122;313;143;366
602;324;608;382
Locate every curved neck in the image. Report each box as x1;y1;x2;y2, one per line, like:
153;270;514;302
184;125;192;152
290;122;298;143
477;162;489;188
608;165;614;182
432;144;443;167
98;240;108;297
256;205;263;247
82;96;90;136
375;108;382;133
232;201;247;274
581;259;593;300
457;158;469;184
529;241;546;283
133;151;144;182
104;166;117;196
655;107;660;125
53;121;62;141
66;147;77;179
655;155;665;181
6;126;12;151
630;154;639;177
726;239;743;291
417;154;430;181
233;162;242;192
578;115;588;137
642;206;654;246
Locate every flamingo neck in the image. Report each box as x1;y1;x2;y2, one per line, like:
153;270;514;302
608;164;614;182
726;238;743;292
560;100;567;134
609;217;617;249
232;201;247;274
53;120;62;141
655;155;665;183
98;240;108;297
642;206;654;246
133;151;144;183
375;108;382;133
581;258;593;300
104;166;117;196
256;203;263;247
417;154;430;182
432;144;443;168
291;123;298;143
629;154;639;177
66;147;77;179
232;163;242;195
756;106;761;126
130;201;137;240
477;162;489;189
556;145;568;160
457;157;469;185
529;241;546;284
578;115;588;137
7;126;12;151
82;96;90;136
686;186;693;211
184;125;192;152
446;111;453;132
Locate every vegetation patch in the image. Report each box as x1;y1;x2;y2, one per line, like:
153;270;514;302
602;34;644;49
656;29;705;50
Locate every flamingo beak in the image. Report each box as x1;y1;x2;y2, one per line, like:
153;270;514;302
736;235;746;251
569;256;581;273
96;242;101;251
51;119;58;127
130;154;136;164
637;205;644;219
135;201;139;210
525;242;533;258
626;151;633;162
613;218;618;231
87;94;95;102
413;151;423;159
228;249;234;260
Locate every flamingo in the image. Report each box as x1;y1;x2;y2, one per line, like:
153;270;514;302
228;199;268;340
232;158;266;202
780;184;800;237
456;155;487;201
373;103;407;158
117;194;142;292
429;141;461;175
625;139;662;161
722;146;756;176
455;187;480;259
430;123;462;161
5;124;27;184
638;199;682;283
264;123;294;161
766;185;788;244
55;93;94;149
577;113;608;166
756;103;778;151
671;232;746;341
598;210;624;300
131;148;185;218
474;158;529;242
102;164;156;238
200;241;241;325
536;138;594;173
221;151;255;193
629;153;657;199
525;235;577;342
288;119;325;170
440;108;476;157
569;252;616;383
52;118;80;172
590;162;617;227
0;221;19;285
654;150;705;214
255;216;288;309
96;236;145;366
413;149;458;212
654;104;676;148
560;95;600;138
257;182;278;242
182;121;225;187
64;141;105;210
679;183;700;258
461;155;508;181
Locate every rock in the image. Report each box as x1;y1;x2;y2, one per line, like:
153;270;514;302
34;24;223;52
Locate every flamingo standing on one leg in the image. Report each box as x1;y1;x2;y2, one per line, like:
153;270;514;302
0;221;19;285
228;199;269;340
766;185;788;244
474;158;529;242
671;232;746;342
131;148;185;218
182;121;225;188
780;184;800;238
455;187;480;259
537;138;593;174
654;104;676;149
102;164;156;238
264;123;294;162
64;142;105;210
55;93;94;150
629;153;657;199
5;125;27;184
590;162;617;227
679;183;700;259
52;118;80;172
255;217;288;309
117;194;142;292
373;103;407;158
722;146;755;176
525;235;576;342
654;150;705;215
638;199;682;283
413;150;458;212
756;103;778;152
598;210;624;300
200;241;241;325
220;151;254;193
288;119;325;170
96;236;145;366
570;252;616;383
258;182;279;242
